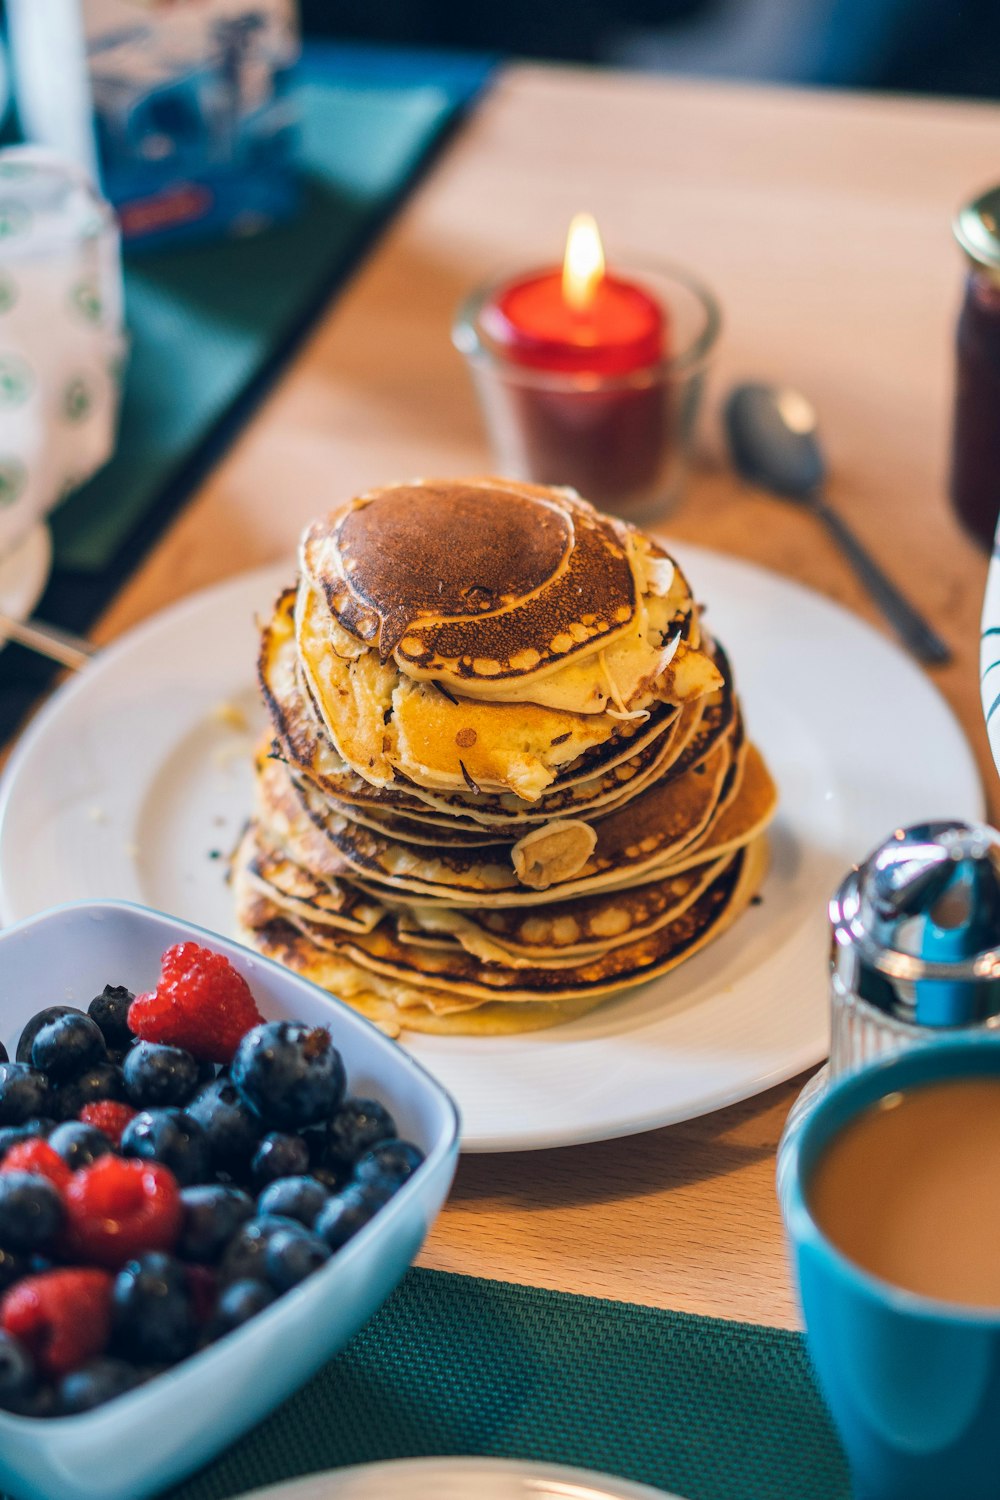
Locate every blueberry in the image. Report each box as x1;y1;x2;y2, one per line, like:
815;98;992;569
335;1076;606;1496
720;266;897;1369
0;1173;63;1250
123;1043;199;1110
310;1163;352;1193
112;1253;196;1364
16;1006;83;1065
53;1062;125;1120
120;1109;212;1187
0;1065;51;1126
355;1140;424;1187
87;985;134;1051
257;1175;328;1228
250;1131;310;1190
326;1098;397;1168
48;1122;113;1172
231;1022;346;1130
314;1179;395;1251
264;1227;330;1293
178;1185;254;1263
31;1014;106;1083
210;1278;275;1338
58;1357;140;1414
185;1078;262;1177
0;1332;36;1413
219;1215;303;1285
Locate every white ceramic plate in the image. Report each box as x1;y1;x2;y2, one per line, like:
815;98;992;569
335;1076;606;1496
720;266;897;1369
0;546;982;1152
0;522;50;640
237;1457;681;1500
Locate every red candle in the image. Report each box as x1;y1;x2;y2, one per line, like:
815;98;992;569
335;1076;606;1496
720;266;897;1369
478;216;670;509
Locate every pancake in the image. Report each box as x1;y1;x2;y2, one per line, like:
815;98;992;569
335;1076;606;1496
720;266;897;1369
293;478;722;799
256;729;737;905
394;852;733;966
240;477;777;1036
238;826;385;933
302;478;639;682
233;837;768;1034
260;589;726;831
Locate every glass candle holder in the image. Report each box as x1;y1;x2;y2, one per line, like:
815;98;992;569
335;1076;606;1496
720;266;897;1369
453;261;721;524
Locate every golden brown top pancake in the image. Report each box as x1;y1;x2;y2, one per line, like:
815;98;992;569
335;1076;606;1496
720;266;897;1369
301;478;638;682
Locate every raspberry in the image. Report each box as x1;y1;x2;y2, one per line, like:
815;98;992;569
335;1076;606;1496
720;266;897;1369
65;1157;182;1268
0;1141;72;1191
129;944;263;1064
1;1269;112;1376
79;1101;136;1146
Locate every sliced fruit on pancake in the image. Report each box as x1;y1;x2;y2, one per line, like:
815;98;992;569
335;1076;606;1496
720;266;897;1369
386;674;615;801
391;697;683;823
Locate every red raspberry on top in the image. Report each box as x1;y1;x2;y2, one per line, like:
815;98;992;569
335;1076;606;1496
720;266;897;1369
65;1157;182;1268
0;1140;72;1192
129;942;263;1063
1;1269;112;1376
79;1100;136;1147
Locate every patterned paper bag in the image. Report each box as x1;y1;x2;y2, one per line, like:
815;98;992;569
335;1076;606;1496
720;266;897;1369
0;145;125;557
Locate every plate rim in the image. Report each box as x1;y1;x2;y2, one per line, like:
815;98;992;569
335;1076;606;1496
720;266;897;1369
0;545;984;1153
231;1454;684;1500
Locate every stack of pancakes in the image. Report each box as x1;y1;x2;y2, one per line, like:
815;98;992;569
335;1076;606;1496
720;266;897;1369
234;477;777;1036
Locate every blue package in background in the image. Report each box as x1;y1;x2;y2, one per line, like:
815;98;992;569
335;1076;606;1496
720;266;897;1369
8;0;301;249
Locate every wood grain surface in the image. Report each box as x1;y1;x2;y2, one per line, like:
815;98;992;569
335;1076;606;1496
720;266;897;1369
77;64;1000;1327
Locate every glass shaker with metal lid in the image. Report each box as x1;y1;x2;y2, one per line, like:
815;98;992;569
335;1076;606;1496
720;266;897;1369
777;821;1000;1195
952;188;1000;550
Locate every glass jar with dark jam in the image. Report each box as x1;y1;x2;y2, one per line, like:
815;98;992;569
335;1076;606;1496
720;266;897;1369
951;188;1000;551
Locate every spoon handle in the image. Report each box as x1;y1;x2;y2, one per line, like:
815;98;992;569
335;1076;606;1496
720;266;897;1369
0;612;96;671
812;497;951;666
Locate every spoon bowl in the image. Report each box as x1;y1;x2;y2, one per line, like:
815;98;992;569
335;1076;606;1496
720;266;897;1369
723;381;950;666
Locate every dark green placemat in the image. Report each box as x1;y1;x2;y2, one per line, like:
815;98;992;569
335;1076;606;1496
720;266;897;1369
164;1268;849;1500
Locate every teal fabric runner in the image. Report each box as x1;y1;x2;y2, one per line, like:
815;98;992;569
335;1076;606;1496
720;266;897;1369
164;1268;850;1500
50;69;482;571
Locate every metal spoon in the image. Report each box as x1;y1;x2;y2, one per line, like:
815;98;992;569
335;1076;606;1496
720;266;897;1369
0;612;95;671
724;382;951;666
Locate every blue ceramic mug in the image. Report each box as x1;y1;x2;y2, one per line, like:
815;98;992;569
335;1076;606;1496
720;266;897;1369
780;1037;1000;1500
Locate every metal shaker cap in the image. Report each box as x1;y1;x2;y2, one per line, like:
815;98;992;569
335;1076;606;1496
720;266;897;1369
830;821;1000;1027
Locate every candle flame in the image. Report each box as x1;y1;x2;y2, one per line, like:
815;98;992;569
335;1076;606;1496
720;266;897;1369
562;213;605;311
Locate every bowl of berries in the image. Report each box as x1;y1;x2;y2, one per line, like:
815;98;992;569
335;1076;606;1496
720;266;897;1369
0;899;459;1500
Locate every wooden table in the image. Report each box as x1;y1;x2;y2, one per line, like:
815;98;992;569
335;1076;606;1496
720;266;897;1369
84;64;1000;1329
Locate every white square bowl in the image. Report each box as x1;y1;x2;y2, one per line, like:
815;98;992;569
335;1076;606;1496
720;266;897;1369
0;900;460;1500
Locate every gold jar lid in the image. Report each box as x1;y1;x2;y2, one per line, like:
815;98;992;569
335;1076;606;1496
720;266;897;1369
954;184;1000;275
